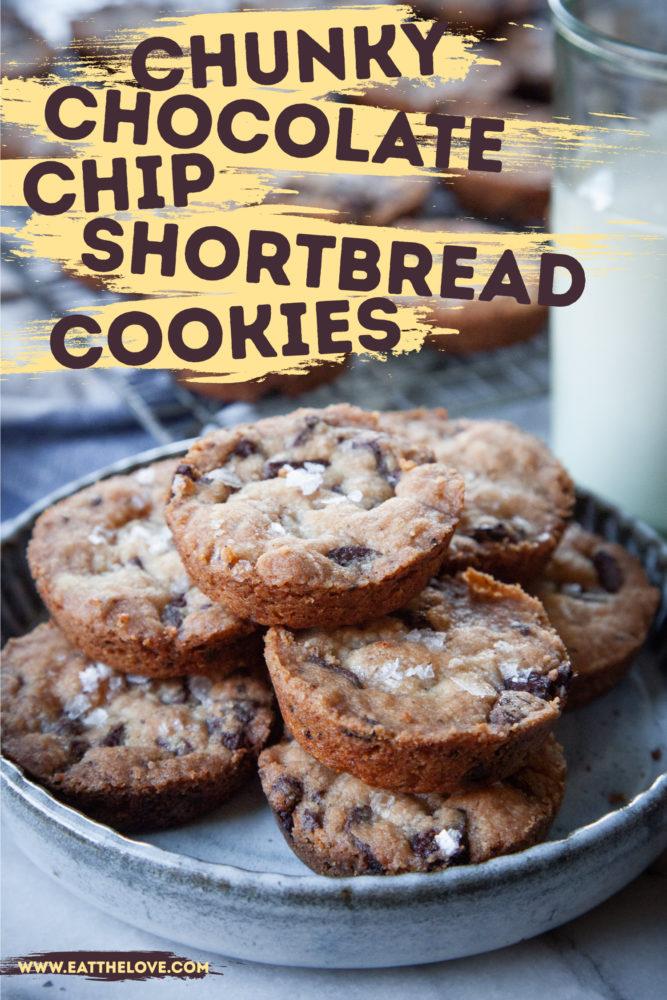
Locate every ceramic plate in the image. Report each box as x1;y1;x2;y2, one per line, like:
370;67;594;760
2;441;666;969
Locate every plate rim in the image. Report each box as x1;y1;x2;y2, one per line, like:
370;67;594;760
3;755;666;902
2;437;666;903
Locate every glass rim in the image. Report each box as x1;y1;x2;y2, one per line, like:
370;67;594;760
548;0;667;80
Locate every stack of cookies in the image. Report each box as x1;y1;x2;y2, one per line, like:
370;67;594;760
1;405;658;877
2;461;276;833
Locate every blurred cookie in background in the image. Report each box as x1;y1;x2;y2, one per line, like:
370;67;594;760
408;0;539;35
267;171;434;226
1;7;59;159
529;525;660;709
1;7;53;79
394;217;547;355
175;358;349;402
71;2;175;63
1;125;67;161
446;98;552;224
353;43;517;113
502;18;554;103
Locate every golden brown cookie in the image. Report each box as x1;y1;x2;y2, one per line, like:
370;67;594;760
28;460;257;677
529;525;660;708
259;733;566;876
264;570;571;793
1;622;275;832
165;405;465;628
379;410;574;582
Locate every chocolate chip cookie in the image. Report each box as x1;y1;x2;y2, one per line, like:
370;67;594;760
1;622;275;832
259;733;566;876
264;569;571;793
380;410;574;582
28;459;257;677
165;405;465;629
529;524;660;708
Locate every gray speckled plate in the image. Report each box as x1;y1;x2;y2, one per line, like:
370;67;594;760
2;442;666;969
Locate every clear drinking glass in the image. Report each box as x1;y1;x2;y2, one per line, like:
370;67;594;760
548;0;667;531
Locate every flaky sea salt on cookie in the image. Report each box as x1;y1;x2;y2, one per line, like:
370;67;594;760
529;524;660;709
259;734;566;877
165;405;465;629
1;622;274;832
28;459;257;677
380;410;574;582
264;569;571;793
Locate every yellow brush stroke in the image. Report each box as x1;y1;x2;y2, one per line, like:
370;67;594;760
3;3;663;381
2;4;640;182
1;7;481;104
1;291;431;378
6;225;661;378
3;194;554;294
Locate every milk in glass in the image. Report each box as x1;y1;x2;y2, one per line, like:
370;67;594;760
551;113;667;531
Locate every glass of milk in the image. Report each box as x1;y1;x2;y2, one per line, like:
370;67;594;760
549;0;667;532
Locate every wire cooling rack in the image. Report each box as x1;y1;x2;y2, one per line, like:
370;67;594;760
1;242;550;446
